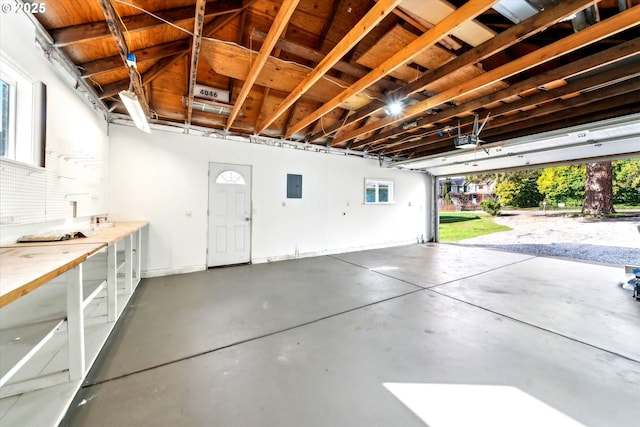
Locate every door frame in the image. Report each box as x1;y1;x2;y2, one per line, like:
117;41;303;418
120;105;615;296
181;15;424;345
207;162;253;267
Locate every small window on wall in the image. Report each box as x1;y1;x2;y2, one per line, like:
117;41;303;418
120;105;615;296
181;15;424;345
1;73;16;159
365;179;394;204
0;55;46;167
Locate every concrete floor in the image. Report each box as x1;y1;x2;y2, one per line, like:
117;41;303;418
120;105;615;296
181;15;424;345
64;244;640;426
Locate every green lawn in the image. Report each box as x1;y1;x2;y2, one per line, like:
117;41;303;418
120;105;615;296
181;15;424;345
439;213;512;242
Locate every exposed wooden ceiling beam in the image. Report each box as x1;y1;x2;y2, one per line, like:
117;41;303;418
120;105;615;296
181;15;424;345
404;90;640;158
309;0;599;143
385;61;640;155
407;100;640;158
316;0;342;53
284;0;502;138
97;1;258;100
80;39;190;78
482;81;640;137
144;5;253;86
255;22;287;134
481;92;640;141
52;0;243;46
251;29;400;92
332;5;640;146
186;0;207;127
391;6;462;50
256;0;402;134
98;0;149;115
226;0;301;130
356;37;640;151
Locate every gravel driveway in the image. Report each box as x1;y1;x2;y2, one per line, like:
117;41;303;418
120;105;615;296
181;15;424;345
453;210;640;266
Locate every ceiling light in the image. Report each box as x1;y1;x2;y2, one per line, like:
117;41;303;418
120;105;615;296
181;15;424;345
386;101;403;116
119;90;150;133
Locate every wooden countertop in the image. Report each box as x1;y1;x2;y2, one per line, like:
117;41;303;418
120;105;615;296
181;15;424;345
0;243;106;307
0;221;148;307
2;221;149;247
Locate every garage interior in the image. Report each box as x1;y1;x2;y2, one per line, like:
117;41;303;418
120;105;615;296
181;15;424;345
0;0;639;425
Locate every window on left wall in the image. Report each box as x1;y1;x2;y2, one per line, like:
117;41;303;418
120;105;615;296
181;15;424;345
0;55;46;167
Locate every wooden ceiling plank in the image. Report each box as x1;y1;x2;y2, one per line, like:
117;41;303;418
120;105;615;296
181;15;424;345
52;0;244;47
226;0;300;133
140;1;258;89
285;0;502;138
313;0;599;144
480;90;640;139
316;0;342;53
186;0;208;127
282;100;301;137
484;79;640;135
333;5;640;146
392;8;462;51
98;0;149;115
402;95;640;158
251;29;400;91
81;39;190;78
354;37;640;151
202;39;380;104
385;61;640;155
256;0;402;134
226;0;301;130
230;7;250;117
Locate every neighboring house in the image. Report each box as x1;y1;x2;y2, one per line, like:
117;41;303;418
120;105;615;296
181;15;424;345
439;178;496;210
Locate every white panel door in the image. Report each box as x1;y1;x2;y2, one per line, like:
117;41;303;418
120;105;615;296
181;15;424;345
208;163;252;267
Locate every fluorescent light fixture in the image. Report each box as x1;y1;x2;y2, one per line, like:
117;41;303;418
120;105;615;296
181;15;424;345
188;97;232;116
119;90;150;133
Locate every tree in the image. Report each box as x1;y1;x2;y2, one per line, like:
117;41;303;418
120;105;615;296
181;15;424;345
442;179;453;205
537;165;585;206
612;158;640;205
494;170;542;208
583;161;615;214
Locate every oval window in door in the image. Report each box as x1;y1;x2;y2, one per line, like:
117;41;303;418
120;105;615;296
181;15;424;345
215;170;246;185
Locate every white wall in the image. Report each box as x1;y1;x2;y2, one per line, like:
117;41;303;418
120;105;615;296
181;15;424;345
109;125;432;277
0;11;109;244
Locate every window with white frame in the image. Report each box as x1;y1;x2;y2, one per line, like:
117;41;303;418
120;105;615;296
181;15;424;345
0;55;44;167
365;178;394;204
0;72;16;159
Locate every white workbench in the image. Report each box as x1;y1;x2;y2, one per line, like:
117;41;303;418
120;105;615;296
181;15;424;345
0;221;148;426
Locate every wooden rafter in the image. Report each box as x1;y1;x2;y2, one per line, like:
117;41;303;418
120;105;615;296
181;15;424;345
226;0;300;130
377;37;640;155
284;0;502;138
331;5;640;146
254;21;287;133
256;0;403;134
405;86;640;159
384;59;640;155
186;0;207;127
391;7;462;51
251;29;400;92
309;0;600;143
98;0;149;115
97;1;258;100
52;0;243;46
316;0;341;53
80;39;190;78
481;91;640;139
